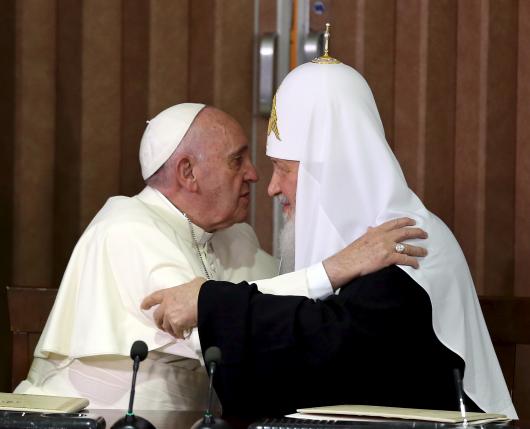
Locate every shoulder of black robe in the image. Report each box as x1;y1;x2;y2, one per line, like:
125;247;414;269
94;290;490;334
198;266;481;419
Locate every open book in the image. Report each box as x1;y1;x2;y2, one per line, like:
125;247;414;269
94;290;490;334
0;392;89;413
293;405;510;424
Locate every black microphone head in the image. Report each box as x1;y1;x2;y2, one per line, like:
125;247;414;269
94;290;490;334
130;340;148;362
204;346;222;367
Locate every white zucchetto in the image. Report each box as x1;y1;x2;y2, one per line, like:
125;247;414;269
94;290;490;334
266;61;517;418
140;103;206;180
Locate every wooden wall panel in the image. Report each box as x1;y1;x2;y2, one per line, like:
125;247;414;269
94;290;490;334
253;0;276;254
121;0;149;196
0;0;15;394
148;0;189;117
394;0;427;197
423;0;456;227
515;0;530;298
189;0;215;105
212;0;254;136
80;0;122;228
454;0;486;292
331;0;358;67
12;0;56;286
514;345;530;420
53;0;82;283
483;0;517;295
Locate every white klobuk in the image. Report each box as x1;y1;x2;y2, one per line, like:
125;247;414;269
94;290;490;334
266;61;517;419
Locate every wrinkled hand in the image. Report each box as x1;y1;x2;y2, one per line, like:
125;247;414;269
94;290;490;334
323;217;428;289
140;277;206;339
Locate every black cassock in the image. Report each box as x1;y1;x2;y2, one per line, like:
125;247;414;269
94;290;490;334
197;265;481;418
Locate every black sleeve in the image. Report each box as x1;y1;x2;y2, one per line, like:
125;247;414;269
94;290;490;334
197;267;413;417
197;266;472;418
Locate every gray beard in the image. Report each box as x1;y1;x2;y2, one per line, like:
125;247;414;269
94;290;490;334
279;212;295;274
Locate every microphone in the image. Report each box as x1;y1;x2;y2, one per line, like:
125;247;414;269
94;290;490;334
191;346;232;429
111;341;156;429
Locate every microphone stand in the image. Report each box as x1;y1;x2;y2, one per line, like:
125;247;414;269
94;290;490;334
111;356;156;429
191;356;231;429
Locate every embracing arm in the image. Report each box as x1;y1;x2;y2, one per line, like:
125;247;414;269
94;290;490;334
254;217;427;297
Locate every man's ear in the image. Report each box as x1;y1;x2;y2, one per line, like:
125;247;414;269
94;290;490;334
175;156;199;192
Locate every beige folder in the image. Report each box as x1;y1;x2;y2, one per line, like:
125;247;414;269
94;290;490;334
0;392;89;413
297;405;509;424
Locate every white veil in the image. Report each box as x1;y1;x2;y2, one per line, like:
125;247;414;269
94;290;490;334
266;61;516;418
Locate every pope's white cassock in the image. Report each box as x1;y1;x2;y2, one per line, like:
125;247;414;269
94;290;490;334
14;104;331;410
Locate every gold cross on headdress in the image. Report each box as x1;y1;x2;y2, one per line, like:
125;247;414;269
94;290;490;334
312;23;341;64
267;94;281;141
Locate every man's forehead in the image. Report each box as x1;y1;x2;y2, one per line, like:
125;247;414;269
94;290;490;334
226;140;248;156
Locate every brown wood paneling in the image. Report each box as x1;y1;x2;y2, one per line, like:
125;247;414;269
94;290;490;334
0;0;15;394
53;0;83;283
362;0;396;148
54;0;83;284
395;0;457;222
394;0;427;196
422;0;456;227
12;0;56;286
514;345;530;420
483;0;517;296
79;0;121;228
331;0;359;68
494;343;516;397
515;0;530;298
189;0;215;105
253;0;278;253
7;287;57;332
454;0;486;292
11;333;29;390
480;296;530;413
148;0;189;117
480;297;530;345
212;0;254;135
7;287;58;389
121;0;150;196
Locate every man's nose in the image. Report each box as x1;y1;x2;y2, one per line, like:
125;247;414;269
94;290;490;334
245;161;259;183
267;173;280;197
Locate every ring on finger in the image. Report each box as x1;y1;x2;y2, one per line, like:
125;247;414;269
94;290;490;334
394;243;406;254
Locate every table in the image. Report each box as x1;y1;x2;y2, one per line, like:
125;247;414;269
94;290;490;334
89;410;530;429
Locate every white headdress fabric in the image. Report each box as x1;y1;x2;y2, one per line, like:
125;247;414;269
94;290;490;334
266;62;516;418
140;103;206;180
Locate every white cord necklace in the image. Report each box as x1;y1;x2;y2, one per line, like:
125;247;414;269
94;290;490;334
184;214;212;280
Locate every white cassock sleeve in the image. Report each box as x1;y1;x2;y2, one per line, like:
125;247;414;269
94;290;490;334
35;220;202;359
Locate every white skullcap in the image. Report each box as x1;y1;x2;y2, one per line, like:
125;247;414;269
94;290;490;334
140;103;206;180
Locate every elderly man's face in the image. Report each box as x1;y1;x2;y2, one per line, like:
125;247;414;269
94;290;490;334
267;158;299;219
196;118;258;231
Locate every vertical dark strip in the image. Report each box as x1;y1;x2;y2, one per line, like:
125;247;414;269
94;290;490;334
212;0;254;133
54;0;83;283
121;0;150;196
394;0;425;195
363;0;396;147
423;0;457;227
515;1;530;298
189;0;215;104
454;0;485;291
0;0;15;393
331;0;359;68
253;0;277;253
484;0;517;295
